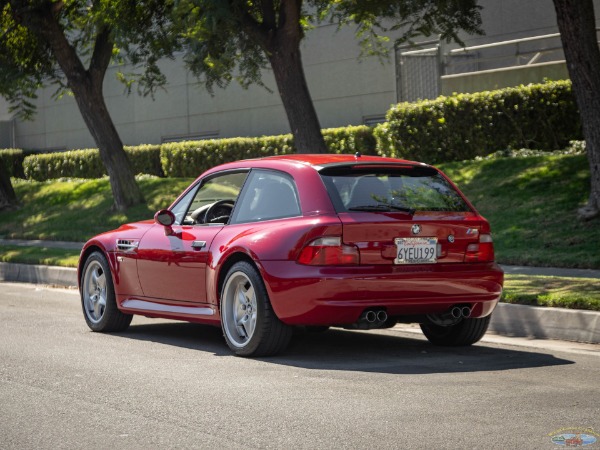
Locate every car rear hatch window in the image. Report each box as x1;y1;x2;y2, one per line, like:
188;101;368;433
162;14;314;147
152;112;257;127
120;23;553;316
320;164;469;213
318;164;491;265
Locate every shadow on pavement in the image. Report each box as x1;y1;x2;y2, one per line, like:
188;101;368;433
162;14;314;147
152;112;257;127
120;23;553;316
112;321;231;356
115;321;574;374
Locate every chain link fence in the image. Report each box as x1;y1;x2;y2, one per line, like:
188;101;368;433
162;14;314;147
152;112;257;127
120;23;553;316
395;43;441;103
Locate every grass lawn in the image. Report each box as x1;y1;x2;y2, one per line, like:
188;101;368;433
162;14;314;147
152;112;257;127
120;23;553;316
440;153;600;269
502;274;600;311
0;175;192;242
0;152;598;269
0;244;80;267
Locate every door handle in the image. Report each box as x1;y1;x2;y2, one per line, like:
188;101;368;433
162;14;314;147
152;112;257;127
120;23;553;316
192;240;206;249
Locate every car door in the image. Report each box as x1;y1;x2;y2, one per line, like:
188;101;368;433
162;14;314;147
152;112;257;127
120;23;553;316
136;170;248;303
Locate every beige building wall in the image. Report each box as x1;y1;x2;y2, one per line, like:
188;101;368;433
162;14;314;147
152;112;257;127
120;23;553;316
2;0;599;151
6;22;397;150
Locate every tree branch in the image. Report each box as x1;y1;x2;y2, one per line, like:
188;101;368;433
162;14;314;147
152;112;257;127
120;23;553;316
261;0;276;30
89;26;114;87
240;10;270;50
26;1;88;84
277;0;303;42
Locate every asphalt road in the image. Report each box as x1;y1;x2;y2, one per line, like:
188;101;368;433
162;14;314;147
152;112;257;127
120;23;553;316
1;282;599;450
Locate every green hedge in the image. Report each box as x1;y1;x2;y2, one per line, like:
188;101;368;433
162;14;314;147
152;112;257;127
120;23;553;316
124;145;163;177
0;149;28;178
160;125;376;177
2;81;584;180
160;136;294;178
23;145;162;181
322;125;377;156
374;80;582;164
18;126;374;180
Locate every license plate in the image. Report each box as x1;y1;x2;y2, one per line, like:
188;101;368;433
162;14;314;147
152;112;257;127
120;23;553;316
394;237;438;264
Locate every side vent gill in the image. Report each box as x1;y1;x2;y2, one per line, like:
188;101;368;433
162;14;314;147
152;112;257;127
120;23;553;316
117;239;139;252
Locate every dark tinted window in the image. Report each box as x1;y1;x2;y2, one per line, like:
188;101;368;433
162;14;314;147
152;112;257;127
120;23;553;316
231;170;301;223
320;166;470;213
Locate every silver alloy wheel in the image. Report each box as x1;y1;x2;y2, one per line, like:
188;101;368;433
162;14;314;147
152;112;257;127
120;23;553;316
222;271;258;348
82;260;107;324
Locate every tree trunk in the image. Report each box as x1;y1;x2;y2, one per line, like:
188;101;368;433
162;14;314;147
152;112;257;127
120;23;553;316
238;0;327;154
21;1;144;212
70;82;145;211
0;160;19;211
268;43;328;154
553;0;600;220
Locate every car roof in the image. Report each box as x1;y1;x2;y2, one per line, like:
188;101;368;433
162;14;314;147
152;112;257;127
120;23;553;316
254;153;425;167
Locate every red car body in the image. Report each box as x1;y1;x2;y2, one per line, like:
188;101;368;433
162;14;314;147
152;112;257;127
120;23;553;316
78;154;503;355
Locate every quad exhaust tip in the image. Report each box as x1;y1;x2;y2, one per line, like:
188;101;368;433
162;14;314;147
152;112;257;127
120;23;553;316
363;310;378;323
449;305;472;319
356;309;388;328
360;309;388;323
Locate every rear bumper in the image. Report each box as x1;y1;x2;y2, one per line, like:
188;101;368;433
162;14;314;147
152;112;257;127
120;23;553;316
260;261;504;326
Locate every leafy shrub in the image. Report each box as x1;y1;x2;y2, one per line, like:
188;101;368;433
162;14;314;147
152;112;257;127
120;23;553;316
24;149;105;180
18;126;375;180
160;136;294;178
323;125;377;155
124;145;163;177
23;145;163;181
160;125;376;177
374;80;582;164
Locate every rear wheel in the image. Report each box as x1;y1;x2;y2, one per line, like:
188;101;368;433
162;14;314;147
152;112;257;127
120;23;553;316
81;252;132;332
420;315;491;346
220;261;292;357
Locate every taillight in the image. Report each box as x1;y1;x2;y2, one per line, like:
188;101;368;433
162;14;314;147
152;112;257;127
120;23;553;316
465;234;495;262
297;237;359;265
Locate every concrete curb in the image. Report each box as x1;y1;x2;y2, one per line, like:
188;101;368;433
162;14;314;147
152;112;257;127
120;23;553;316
0;262;78;287
501;265;600;279
1;262;599;345
489;303;600;344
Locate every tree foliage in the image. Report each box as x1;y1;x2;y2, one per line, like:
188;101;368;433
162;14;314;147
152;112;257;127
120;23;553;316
1;0;176;118
0;0;179;210
175;0;482;92
174;0;483;153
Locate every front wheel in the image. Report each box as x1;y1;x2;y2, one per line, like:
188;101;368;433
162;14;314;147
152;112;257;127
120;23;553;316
420;315;491;346
80;251;132;332
220;261;292;357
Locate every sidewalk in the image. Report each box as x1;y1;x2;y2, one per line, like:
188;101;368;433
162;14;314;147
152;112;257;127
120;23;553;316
1;239;599;345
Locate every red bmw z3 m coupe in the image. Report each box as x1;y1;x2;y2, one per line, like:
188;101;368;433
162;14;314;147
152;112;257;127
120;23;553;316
78;154;504;356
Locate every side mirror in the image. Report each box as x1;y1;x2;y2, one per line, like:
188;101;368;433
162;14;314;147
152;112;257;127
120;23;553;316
154;209;176;235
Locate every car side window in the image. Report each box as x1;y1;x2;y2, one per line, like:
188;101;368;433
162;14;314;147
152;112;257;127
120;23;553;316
179;171;248;225
170;184;200;225
231;170;301;223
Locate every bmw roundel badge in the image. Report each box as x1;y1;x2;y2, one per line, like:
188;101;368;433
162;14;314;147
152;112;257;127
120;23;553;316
411;224;422;235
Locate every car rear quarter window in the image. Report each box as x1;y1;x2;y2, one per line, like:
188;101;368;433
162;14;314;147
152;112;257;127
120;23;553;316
320;166;470;213
231;170;301;223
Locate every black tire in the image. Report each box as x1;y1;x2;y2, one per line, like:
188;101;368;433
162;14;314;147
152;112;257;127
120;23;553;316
420;315;491;346
220;261;292;357
80;251;132;332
